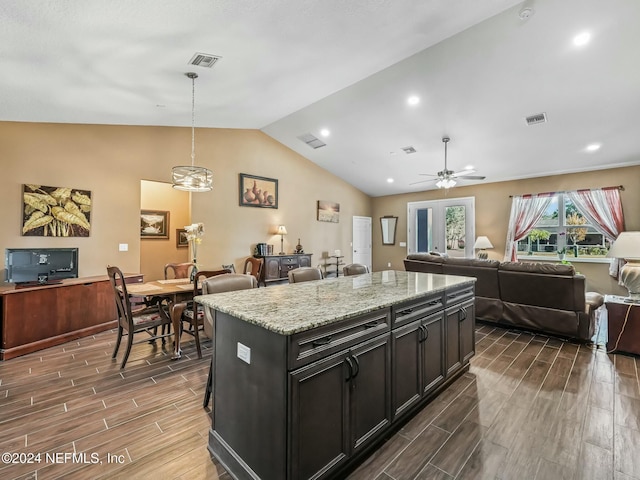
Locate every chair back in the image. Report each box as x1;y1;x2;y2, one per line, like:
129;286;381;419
343;263;369;276
106;265;134;331
288;266;323;284
164;262;195;279
201;273;258;338
193;269;232;297
243;257;264;285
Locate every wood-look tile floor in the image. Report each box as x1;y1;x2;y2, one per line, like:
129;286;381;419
1;315;639;480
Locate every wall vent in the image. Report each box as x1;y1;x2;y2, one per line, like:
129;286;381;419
297;133;326;149
401;146;417;154
188;53;222;68
525;112;547;125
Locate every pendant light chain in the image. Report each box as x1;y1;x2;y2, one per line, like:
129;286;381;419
190;73;197;166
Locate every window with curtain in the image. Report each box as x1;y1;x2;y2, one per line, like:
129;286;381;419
509;187;624;261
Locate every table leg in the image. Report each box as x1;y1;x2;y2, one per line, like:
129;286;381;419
171;302;187;360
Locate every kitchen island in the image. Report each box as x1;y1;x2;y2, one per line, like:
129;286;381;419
196;270;476;480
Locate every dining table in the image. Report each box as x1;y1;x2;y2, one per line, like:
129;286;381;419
124;278;195;359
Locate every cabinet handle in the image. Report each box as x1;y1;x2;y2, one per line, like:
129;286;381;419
418;325;428;343
364;320;378;329
312;336;332;347
423;325;429;342
345;357;353;381
351;354;360;378
397;307;414;316
459;307;467;322
428;300;440;306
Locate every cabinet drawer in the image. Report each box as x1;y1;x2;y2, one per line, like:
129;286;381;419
288;308;390;370
392;292;444;328
445;285;474;306
281;256;298;266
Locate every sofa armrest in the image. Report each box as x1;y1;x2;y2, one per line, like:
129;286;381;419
585;292;604;313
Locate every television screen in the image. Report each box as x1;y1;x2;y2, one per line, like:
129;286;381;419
5;248;78;284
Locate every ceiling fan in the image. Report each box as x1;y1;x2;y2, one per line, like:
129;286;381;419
411;136;485;189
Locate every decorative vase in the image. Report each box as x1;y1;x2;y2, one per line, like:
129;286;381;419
190;259;198;282
558;253;565;261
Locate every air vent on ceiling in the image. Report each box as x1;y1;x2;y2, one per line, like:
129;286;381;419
188;52;222;68
525;112;547;125
297;133;326;149
401;146;417;154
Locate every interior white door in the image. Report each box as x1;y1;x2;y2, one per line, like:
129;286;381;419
407;197;475;258
352;216;372;271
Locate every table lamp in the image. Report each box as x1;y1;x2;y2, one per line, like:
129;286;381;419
473;236;493;259
607;231;640;302
276;225;288;255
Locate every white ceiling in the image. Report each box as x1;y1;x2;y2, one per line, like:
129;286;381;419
2;0;639;196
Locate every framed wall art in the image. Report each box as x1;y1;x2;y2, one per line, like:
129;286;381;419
239;173;278;209
140;210;170;239
22;184;92;237
317;200;340;223
176;228;189;248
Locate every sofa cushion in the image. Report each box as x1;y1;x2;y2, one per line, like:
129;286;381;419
442;257;500;299
404;253;445;274
406;253;445;263
499;261;575;276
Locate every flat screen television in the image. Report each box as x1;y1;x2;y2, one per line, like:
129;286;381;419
4;248;78;284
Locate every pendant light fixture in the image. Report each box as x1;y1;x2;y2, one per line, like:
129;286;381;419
172;72;213;192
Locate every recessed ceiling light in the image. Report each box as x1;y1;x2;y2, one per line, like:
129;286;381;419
319;128;330;137
387;178;394;183
407;96;420;106
573;32;591;47
585;143;602;152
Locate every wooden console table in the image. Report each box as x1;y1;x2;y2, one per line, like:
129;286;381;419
0;274;143;360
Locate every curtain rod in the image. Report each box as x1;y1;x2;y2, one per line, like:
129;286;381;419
509;185;624;198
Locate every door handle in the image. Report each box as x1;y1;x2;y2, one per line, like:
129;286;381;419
351;354;360;378
312;336;332;347
459;307;467;322
364;320;378;329
345;356;354;381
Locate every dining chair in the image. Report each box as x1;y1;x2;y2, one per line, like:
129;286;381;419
343;263;369;276
243;257;264;286
288;266;323;283
106;265;172;369
180;269;231;359
164;262;196;280
201;273;258;408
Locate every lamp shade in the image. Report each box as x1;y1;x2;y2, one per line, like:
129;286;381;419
473;236;494;250
276;225;288;235
607;232;640;259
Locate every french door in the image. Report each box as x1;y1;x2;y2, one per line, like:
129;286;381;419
407;197;475;258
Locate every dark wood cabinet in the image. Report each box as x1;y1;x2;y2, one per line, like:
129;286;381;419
445;287;475;376
256;254;313;284
0;274;143;360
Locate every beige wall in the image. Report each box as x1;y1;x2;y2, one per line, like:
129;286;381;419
372;165;640;296
140;180;190;281
0;122;371;280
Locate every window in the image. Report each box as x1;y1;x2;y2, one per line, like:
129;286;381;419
516;194;610;258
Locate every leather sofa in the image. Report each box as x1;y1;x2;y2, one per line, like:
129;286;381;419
404;253;604;341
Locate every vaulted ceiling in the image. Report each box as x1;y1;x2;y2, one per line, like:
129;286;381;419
2;0;639;196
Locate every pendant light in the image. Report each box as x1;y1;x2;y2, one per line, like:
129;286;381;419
172;72;213;192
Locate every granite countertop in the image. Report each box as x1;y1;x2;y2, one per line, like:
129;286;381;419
195;270;475;335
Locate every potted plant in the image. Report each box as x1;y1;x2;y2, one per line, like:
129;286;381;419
557;247;566;260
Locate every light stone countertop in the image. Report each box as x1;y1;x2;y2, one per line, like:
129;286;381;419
195;270;475;335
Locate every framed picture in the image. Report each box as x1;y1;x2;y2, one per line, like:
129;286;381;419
317;200;340;223
239;173;278;208
140;210;170;238
176;228;189;248
22;184;92;237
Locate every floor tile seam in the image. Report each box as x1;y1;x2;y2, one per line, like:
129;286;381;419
103;402;181;430
427;420;484;479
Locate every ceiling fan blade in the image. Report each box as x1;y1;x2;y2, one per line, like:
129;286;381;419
456;175;486;180
451;169;476;177
409;178;438;186
418;173;440;177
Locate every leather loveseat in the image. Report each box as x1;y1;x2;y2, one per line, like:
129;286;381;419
404;253;604;341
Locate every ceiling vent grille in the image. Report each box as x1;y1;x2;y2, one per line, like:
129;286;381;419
525;112;547;125
188;53;222;68
401;146;417;154
297;133;326;149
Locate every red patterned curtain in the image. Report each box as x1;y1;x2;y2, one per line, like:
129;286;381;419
504;193;554;262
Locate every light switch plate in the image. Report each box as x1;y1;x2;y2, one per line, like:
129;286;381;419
399;241;407;247
118;243;128;252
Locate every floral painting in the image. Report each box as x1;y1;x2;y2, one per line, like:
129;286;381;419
22;184;92;237
239;173;278;209
140;210;170;238
317;200;340;223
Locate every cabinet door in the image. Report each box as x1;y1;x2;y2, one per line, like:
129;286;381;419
422;312;445;395
264;257;281;281
289;352;350;480
391;320;422;420
298;255;312;268
459;299;475;364
350;335;391;452
445;305;462;376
